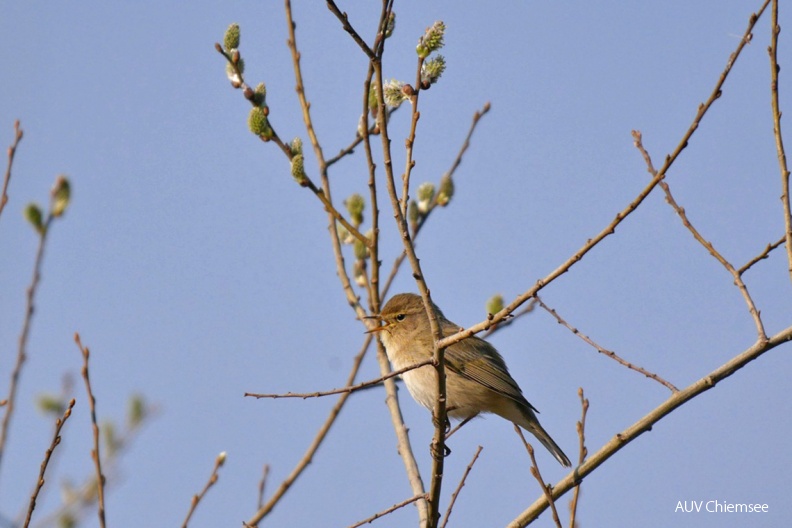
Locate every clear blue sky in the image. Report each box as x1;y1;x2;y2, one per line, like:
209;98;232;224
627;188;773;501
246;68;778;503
1;2;791;527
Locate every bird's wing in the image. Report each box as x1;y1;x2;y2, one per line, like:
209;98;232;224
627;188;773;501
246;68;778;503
444;335;538;413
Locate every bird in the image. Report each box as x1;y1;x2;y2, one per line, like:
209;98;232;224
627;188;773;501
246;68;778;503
371;293;571;467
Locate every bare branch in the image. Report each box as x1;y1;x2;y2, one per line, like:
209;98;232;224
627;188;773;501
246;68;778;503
768;0;792;285
440;445;483;528
0;210;55;483
246;335;374;525
436;0;771;352
256;464;270;509
632;130;766;341
515;426;562;528
23;399;76;528
507;323;792;528
74;334;107;528
536;297;679;392
325;1;376;59
181;451;226;528
346;494;426;528
738;235;786;275
568;388;589;528
244;357;433;399
1;119;23;220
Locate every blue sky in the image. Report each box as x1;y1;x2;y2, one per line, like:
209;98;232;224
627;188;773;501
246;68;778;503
1;2;791;527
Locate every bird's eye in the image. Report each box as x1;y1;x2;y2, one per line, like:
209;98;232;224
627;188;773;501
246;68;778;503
395;314;406;322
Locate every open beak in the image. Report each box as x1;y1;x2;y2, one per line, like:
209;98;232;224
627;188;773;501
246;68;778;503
363;315;390;334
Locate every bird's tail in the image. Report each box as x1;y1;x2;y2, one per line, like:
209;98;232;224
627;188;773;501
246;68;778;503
519;414;572;467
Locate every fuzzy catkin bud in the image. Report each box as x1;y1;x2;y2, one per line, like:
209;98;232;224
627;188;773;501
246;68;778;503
24;203;44;234
248;107;272;139
290;137;303;156
345;193;365;226
486;294;504;316
51;175;71;217
416;182;435;213
224;23;241;51
291;154;307;184
436;174;454;206
421;55;446;86
416;21;446;58
384;80;408;108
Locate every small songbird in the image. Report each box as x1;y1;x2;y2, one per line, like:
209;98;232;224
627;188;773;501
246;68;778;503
372;293;571;467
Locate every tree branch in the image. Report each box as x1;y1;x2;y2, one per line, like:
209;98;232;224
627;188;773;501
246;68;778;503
436;0;770;352
768;0;792;285
507;324;792;527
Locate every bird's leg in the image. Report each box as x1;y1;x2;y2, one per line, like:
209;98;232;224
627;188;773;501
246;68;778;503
445;414;477;441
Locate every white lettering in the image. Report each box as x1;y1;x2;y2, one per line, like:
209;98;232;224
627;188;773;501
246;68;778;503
675;500;703;513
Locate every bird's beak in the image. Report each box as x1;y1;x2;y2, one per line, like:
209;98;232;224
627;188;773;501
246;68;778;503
363;315;390;334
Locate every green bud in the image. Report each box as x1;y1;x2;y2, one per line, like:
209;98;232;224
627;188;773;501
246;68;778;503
437;174;454;206
290;137;303;156
416;182;435;213
486;294;504;316
368;84;379;116
408;200;420;227
248;107;273;138
421;55;446;86
291;154;307;184
24;203;44;234
58;513;77;528
353;238;368;260
253;82;267;106
51;175;71;217
417;21;445;58
103;421;119;457
384;79;408;108
337;223;354;245
36;394;65;416
224;23;241;51
384;12;396;38
344;193;365;226
128;394;146;427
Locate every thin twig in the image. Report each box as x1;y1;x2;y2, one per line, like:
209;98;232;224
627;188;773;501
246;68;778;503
408;102;491;240
0;211;54;485
436;0;770;352
23;399;76;528
246;335;374;526
359;25;429;523
1;119;23;219
482;297;534;338
568;388;589;528
535;296;679;392
632;130;766;341
507;324;792;528
181;451;227;528
74;333;107;528
325;1;376;59
738;235;786;275
440;445;483;528
400;57;426;216
214;39;372;252
256;464;270;509
346;494;426;528
515;426;562;528
374;53;448;528
768;0;792;285
326;108;398;168
244;357;434;399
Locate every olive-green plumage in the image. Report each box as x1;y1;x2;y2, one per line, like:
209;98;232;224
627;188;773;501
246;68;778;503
376;293;571;467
